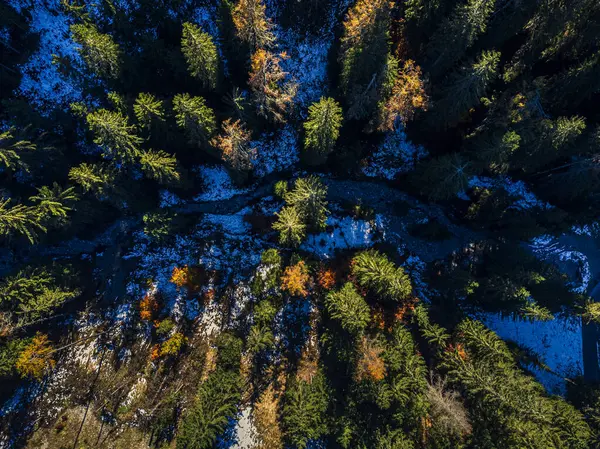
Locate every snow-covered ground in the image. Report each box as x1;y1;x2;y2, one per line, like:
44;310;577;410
483;314;583;394
459;175;553;210
300;215;380;259
195;165;249;202
363;126;428;180
251;125;299;178
8;0;84;113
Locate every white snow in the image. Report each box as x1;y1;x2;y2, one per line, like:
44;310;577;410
530;236;592;294
301;215;377;259
251;124;299;177
363;126;428;180
466;176;553;210
231;407;257;449
483;314;583;394
9;0;84;113
277;30;330;111
204;212;251;236
195;165;249;202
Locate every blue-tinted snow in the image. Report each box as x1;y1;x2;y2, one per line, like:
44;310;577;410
9;0;84;113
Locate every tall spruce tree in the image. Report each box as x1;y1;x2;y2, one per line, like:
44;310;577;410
426;50;500;130
70;23;121;79
0;199;45;244
284;176;329;231
181;22;220;90
272;206;306;247
303;97;343;163
339;0;392;120
423;0;496;78
173;94;217;147
351;249;412;301
86;109;143;163
139;150;181;185
325;283;371;334
133;93;165;131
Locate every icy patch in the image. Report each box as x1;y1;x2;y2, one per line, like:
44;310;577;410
466;176;553;210
301;216;376;259
198;300;222;337
10;0;84;112
251;125;299;177
483;314;582;394
195;165;248;202
363;126;428;180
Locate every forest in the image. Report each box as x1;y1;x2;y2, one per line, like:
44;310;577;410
1;0;600;447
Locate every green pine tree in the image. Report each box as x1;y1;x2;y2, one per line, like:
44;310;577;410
351;250;412;301
86;109;143;163
176;369;242;449
303;97;343;164
283;370;330;449
0;129;36;173
70;23;121;79
284;176;329;231
325;282;371;334
139;150;181;185
173;93;217;147
68;162;116;197
427;50;501;130
0;199;46;244
133;93;165;130
424;0;496;78
411;153;472;201
272;206;306;247
181;22;220;90
29;183;78;222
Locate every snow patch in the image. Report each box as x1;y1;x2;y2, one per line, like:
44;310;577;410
251;125;299;177
159;190;182;208
195;165;249;202
231;407;257;449
363;126;428;180
10;0;84;113
483;314;582;394
466;176;553;210
301;215;377;259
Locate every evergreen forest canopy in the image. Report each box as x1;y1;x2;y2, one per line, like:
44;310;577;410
1;0;600;448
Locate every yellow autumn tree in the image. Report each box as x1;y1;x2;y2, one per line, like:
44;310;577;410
232;0;275;50
16;333;55;380
249;49;297;123
376;59;428;131
211;119;254;172
355;336;386;382
170;265;189;288
281;261;310;297
254;384;284;449
159;332;187;357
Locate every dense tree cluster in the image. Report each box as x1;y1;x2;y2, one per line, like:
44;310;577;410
1;0;599;447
